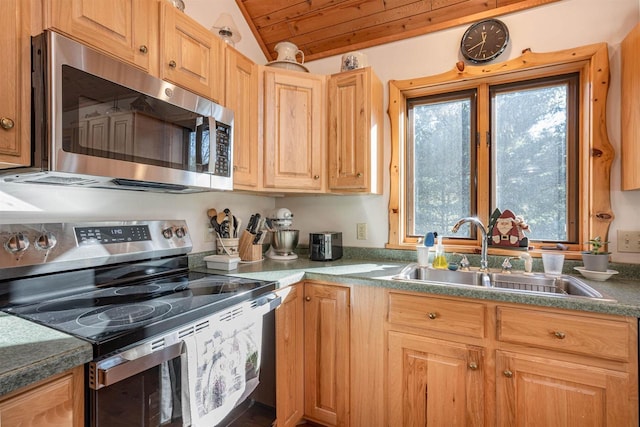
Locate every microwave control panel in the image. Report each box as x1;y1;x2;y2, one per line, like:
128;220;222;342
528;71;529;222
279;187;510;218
213;122;231;177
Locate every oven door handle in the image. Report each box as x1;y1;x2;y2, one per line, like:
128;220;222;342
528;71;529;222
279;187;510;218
89;342;184;390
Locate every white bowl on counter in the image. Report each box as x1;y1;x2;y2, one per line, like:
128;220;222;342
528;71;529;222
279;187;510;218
574;266;619;281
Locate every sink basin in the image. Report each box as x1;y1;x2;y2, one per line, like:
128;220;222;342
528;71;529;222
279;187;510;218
392;264;607;299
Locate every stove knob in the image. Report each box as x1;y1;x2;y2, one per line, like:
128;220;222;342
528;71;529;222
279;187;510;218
162;228;174;239
36;232;57;250
5;233;30;254
174;227;187;238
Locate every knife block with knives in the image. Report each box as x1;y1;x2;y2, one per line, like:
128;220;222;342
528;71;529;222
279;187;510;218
239;213;264;261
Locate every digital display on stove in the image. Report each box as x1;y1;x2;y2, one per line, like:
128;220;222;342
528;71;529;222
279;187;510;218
75;225;152;245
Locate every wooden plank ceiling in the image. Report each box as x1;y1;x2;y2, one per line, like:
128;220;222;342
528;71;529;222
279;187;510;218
236;0;561;62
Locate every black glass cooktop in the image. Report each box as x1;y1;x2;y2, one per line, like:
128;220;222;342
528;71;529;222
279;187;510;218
0;257;275;357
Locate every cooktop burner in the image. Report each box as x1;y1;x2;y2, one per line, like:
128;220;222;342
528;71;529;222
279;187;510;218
2;268;276;356
0;221;277;358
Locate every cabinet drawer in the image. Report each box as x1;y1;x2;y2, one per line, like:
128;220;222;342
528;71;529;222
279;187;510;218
497;306;631;361
388;292;485;338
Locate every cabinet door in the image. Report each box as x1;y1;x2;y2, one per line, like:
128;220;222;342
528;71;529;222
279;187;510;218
263;69;325;191
496;351;636;427
160;3;224;103
0;366;84;427
304;283;350;426
328;68;383;193
46;0;155;73
226;47;260;189
276;285;305;427
388;331;485;427
0;0;30;169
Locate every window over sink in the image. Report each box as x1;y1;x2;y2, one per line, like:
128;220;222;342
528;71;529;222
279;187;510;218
388;44;613;258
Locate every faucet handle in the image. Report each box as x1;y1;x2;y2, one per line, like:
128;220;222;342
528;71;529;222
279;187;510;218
501;257;516;273
453;253;471;271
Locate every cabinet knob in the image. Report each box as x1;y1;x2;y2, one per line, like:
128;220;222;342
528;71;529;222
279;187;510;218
356;172;362;178
139;45;148;54
552;331;566;339
233;165;238;171
503;370;513;378
313;175;320;180
468;362;478;370
169;60;177;68
427;312;437;320
305;296;311;302
0;117;15;130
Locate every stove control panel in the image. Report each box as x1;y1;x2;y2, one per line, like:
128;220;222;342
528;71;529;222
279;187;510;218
0;220;192;280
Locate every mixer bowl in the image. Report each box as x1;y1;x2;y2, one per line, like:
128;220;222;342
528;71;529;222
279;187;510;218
271;230;299;255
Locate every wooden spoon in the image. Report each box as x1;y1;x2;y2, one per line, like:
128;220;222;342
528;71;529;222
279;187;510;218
207;208;217;219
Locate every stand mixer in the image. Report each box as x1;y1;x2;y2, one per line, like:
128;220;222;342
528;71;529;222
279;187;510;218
265;208;299;260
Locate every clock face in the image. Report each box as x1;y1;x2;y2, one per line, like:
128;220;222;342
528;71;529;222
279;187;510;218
460;19;509;63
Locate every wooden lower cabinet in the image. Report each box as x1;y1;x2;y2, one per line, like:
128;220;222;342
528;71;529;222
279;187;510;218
388;331;485;427
276;284;305;427
0;366;84;427
386;290;638;427
304;282;350;426
496;351;634;426
277;285;638;427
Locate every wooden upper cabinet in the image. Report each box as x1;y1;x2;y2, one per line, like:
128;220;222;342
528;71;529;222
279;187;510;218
328;67;383;194
226;47;260;190
160;2;224;103
263;69;326;192
44;0;157;74
0;0;30;169
303;282;350;426
621;23;640;190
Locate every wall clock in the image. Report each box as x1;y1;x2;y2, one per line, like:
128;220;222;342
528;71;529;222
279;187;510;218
460;19;510;63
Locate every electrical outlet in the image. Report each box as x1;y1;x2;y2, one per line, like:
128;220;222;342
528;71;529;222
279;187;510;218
356;223;367;240
617;230;640;253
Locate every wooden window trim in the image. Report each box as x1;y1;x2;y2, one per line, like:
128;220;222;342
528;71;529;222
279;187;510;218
388;44;613;259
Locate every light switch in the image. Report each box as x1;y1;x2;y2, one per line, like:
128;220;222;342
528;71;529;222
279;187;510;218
617;230;640;253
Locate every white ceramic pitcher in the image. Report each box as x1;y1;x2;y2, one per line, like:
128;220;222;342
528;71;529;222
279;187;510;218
274;41;304;64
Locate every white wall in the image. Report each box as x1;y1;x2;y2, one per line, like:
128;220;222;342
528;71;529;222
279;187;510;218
280;0;640;264
1;0;639;263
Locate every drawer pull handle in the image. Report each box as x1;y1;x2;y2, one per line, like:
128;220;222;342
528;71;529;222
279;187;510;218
313;175;320;180
427;312;437;320
552;331;566;339
139;45;148;54
305;296;311;302
356;172;362;178
468;362;478;370
169;60;177;68
503;370;513;378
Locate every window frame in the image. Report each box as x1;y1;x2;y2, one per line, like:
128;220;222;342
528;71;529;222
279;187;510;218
387;44;613;259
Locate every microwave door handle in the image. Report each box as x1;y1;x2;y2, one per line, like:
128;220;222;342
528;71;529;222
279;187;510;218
90;342;184;390
194;117;204;167
200;116;215;174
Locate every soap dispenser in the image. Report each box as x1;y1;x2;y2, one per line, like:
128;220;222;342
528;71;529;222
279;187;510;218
433;235;448;269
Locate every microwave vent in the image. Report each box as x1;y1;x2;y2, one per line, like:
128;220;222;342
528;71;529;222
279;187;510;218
20;175;101;186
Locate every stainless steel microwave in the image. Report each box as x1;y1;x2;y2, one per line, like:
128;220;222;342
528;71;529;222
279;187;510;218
2;31;234;193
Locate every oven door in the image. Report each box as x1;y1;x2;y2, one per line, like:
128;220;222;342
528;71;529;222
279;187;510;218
89;293;280;427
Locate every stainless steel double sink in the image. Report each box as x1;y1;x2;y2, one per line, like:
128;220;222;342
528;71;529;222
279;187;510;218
391;263;608;299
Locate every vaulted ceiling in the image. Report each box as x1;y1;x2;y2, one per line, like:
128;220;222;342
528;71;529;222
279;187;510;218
236;0;561;62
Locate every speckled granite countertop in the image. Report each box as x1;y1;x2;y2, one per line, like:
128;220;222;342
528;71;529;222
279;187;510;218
2;250;638;399
0;313;92;396
190;252;640;317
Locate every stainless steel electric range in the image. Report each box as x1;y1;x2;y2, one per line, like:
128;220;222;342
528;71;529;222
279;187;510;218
0;220;279;427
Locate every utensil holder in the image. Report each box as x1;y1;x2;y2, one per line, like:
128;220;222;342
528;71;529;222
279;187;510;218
238;232;263;261
216;236;239;256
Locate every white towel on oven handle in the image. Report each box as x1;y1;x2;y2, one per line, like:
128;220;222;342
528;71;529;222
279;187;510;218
181;309;263;427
